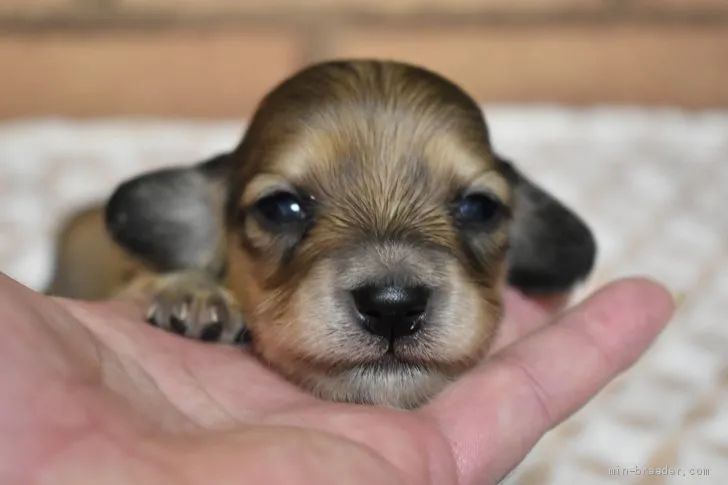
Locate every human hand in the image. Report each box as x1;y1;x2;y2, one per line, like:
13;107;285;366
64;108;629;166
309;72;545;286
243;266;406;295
0;272;674;485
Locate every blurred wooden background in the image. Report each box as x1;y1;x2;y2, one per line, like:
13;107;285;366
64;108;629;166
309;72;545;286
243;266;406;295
1;0;727;118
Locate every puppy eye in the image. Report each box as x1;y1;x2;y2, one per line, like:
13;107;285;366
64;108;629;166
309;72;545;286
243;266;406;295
253;192;308;226
453;193;503;226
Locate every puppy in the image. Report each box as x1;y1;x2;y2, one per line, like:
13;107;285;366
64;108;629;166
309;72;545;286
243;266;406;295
47;59;596;409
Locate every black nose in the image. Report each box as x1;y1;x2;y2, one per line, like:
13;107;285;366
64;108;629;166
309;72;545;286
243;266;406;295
351;284;430;340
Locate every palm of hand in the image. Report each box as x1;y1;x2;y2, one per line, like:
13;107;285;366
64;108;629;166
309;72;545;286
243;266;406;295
0;274;673;485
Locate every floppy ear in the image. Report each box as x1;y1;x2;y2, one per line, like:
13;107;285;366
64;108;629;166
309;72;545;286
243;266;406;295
495;155;597;295
105;153;233;276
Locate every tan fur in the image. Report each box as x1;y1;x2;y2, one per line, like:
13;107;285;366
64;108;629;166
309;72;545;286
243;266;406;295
225;61;511;407
46;205;146;300
49;60;515;408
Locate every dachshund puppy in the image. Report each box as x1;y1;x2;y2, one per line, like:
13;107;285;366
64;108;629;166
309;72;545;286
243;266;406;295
47;59;596;409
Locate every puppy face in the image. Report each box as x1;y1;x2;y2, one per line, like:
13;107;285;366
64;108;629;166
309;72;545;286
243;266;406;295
105;60;596;409
226;61;514;408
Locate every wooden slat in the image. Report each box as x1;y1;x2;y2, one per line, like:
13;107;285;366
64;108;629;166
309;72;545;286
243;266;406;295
0;30;304;118
331;25;728;108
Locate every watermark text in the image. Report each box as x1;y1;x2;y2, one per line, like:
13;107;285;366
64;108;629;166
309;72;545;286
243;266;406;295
608;466;711;478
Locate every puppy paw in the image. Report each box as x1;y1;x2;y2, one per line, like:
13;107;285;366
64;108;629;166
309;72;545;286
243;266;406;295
141;272;250;345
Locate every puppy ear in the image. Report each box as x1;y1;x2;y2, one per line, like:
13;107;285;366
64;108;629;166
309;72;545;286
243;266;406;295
105;153;232;276
495;155;597;294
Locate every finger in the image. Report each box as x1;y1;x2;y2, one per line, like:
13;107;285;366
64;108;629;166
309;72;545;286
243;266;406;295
422;277;675;485
0;272;100;369
55;296;146;323
61;297;315;422
527;292;572;315
489;289;567;353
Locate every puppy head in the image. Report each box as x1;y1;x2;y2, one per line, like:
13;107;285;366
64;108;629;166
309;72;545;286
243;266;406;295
106;60;596;409
226;60;518;408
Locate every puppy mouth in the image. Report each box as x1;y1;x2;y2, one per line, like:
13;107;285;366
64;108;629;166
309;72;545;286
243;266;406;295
340;280;437;359
356;352;431;374
346;314;440;368
357;313;427;349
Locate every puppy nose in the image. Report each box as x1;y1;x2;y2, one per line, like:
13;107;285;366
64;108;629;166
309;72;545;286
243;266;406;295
351;284;430;340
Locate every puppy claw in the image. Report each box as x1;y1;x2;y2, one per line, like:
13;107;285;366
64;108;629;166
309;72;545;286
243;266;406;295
145;303;160;326
169;315;187;335
200;322;223;342
208;305;220;324
142;271;247;345
234;327;252;345
673;292;687;310
174;301;191;321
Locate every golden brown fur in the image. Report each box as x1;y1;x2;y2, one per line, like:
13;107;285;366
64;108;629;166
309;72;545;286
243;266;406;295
48;60;596;409
220;62;510;407
46;206;143;300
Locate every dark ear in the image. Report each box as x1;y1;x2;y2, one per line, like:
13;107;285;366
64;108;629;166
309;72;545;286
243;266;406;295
105;153;233;275
495;155;597;295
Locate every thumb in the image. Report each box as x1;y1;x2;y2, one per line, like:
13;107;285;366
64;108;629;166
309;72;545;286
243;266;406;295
423;278;676;485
